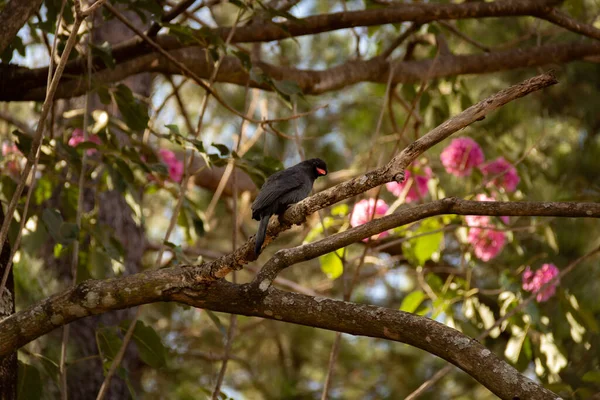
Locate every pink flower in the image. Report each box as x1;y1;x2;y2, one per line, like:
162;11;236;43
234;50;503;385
4;160;21;177
465;194;509;227
350;199;389;241
522;263;559;302
2;142;20;156
158;149;184;182
479;157;520;193
68;128;101;155
467;227;506;261
440;137;484;177
386;162;432;203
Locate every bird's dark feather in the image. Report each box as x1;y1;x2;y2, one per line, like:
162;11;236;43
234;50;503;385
251;165;308;220
251;158;327;255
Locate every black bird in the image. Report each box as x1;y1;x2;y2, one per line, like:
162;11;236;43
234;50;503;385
252;158;328;255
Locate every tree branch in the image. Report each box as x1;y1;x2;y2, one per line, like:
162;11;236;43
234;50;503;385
0;272;561;400
252;198;600;286
0;0;45;54
3;40;592;101
192;72;557;281
0;0;565;99
538;8;600;41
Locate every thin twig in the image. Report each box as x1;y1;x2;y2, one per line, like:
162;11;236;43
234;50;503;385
103;2;261;124
0;2;87;296
95;307;142;400
380;22;420;59
438;21;490;52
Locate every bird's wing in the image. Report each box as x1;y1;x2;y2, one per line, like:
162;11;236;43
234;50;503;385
251;168;304;218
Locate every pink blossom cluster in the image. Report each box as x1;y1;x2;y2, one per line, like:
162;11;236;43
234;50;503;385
440;137;484;177
465;194;509;261
158;149;184;182
2;142;20;156
350;198;389;241
1;141;22;177
386;162;432;203
467;227;506;262
479;157;520;193
522;263;560;302
439;137;520;193
68;128;102;155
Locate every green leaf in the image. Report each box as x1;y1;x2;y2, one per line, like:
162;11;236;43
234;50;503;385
165;124;182;136
17;361;42;400
232;50;252;70
113;84;149;132
582;370;600;383
96;326;123;362
331;204;349;217
211;143;230;156
407;219;443;266
273;80;303;96
399;290;427;313
59;223;80;243
34;176;54;205
90;41;115;69
96;85;112;105
205;310;228;340
42;208;64;242
129;321;167;369
319;249;344;280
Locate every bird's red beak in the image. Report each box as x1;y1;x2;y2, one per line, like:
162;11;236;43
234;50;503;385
316;167;327;176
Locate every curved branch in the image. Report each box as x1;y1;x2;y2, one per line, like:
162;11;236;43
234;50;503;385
0;270;559;399
173;282;559;400
253;198;600;285
3;41;595;101
3;0;561;82
192;72;557;281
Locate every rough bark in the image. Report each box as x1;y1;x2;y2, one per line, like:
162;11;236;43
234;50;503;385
1;40;593;101
0;206;16;400
0;0;45;54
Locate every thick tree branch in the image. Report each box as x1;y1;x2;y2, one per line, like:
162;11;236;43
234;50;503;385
253;198;600;285
174;283;560;400
0;0;45;54
193;72;557;281
0;271;562;400
0;0;566;100
2;41;592;101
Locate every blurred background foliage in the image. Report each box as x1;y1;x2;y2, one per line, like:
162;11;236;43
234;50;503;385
1;0;600;399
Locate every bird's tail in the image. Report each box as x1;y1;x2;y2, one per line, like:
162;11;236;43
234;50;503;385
255;215;270;255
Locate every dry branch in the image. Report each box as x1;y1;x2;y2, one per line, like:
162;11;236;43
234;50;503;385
199;72;557;281
253;198;600;285
0;72;563;400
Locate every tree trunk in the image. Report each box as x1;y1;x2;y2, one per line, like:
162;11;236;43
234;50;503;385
0;205;16;400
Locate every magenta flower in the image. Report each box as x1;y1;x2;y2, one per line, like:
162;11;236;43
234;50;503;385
68;128;101;155
386;162;432;203
440;137;484;177
4;160;21;177
350;198;390;241
2;142;20;156
479;157;520;193
522;264;559;302
465;194;509;227
158;149;184;182
467;227;506;261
